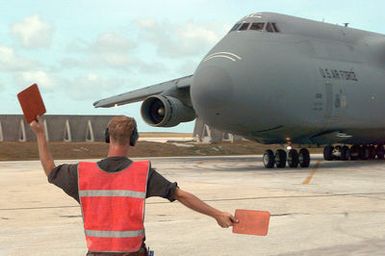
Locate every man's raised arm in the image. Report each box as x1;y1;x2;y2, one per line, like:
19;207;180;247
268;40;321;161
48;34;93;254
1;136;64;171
30;116;56;177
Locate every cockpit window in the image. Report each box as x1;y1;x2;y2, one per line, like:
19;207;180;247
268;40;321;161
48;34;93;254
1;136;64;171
228;21;280;33
250;22;265;31
239;23;250;31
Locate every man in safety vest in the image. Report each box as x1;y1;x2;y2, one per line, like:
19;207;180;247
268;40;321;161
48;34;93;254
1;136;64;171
30;115;238;256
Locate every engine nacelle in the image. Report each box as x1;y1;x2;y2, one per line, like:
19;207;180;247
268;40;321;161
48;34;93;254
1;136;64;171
141;95;195;127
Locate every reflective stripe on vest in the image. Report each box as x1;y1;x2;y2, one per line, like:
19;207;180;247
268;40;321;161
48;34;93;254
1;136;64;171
78;161;149;253
85;229;145;238
79;190;146;198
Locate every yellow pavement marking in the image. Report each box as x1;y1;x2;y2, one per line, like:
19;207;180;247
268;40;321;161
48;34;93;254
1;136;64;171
302;160;321;185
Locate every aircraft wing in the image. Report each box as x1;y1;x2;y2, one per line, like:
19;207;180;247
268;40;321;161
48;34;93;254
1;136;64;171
93;75;193;108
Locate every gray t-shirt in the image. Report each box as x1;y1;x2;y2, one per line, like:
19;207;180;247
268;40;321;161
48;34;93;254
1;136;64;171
48;156;178;203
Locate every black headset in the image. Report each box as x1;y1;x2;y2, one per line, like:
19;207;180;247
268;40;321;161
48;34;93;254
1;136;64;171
104;126;139;147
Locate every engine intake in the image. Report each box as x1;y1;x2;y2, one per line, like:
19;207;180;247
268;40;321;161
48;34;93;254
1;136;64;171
141;95;195;127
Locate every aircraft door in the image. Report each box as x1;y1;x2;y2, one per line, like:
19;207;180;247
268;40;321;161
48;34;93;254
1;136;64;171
325;81;346;123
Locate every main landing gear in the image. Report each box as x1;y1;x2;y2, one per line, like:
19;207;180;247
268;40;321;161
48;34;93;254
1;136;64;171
323;144;385;161
263;148;311;169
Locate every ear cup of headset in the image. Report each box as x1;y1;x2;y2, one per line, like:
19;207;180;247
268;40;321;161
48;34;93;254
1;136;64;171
130;127;139;146
104;128;110;143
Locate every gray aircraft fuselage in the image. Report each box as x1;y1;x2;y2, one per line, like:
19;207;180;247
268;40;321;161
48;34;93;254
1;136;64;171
94;12;385;147
191;12;385;145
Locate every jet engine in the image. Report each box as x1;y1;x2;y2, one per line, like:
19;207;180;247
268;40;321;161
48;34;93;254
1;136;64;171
141;95;195;127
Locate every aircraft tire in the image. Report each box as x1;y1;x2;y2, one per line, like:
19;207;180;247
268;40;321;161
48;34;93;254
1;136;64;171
263;150;275;168
340;146;350;161
287;149;299;168
275;149;287;168
323;145;334;161
299;148;310;167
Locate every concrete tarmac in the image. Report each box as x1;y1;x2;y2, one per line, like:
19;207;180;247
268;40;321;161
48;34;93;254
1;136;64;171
0;155;385;256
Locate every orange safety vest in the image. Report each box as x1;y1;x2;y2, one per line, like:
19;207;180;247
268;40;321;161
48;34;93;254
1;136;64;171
78;161;149;253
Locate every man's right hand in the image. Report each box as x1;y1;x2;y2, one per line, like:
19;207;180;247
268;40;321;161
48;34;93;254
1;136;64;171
215;211;239;228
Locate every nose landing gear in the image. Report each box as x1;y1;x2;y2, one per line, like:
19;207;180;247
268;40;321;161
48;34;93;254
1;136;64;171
263;148;311;169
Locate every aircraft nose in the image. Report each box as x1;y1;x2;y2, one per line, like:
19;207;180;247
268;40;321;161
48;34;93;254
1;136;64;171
191;64;234;121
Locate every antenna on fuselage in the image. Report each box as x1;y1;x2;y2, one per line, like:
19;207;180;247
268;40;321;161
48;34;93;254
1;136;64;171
344;23;349;27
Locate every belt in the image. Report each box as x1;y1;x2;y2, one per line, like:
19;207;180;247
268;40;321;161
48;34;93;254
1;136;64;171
87;247;147;256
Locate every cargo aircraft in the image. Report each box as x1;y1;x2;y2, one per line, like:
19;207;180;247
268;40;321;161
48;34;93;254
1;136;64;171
94;12;385;169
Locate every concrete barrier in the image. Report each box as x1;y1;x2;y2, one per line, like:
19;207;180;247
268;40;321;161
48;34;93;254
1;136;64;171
1;115;244;143
0;115;115;142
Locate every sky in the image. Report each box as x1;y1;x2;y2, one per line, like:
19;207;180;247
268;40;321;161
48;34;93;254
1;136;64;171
1;0;384;132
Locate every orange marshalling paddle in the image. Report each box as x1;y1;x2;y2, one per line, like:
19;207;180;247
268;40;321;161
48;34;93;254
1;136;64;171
17;84;46;123
232;209;270;236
